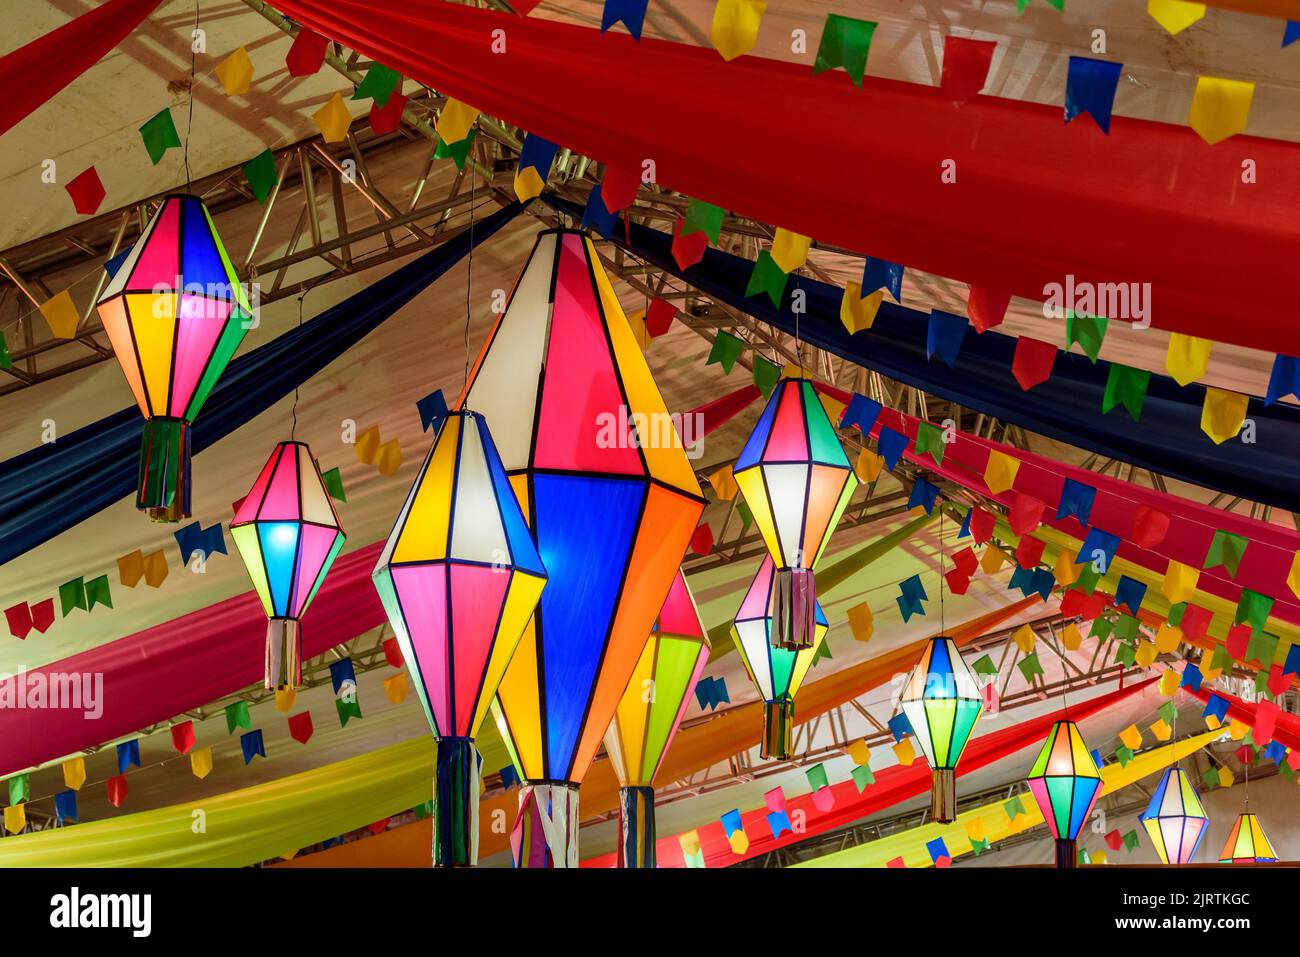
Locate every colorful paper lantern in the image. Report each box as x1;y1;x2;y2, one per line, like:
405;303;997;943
96;194;252;522
1219;812;1277;863
1026;719;1103;869
466;229;704;867
231;441;345;691
372;410;546;866
731;555;828;760
604;569;710;868
899;636;984;822
1140;767;1208;864
733;376;857;650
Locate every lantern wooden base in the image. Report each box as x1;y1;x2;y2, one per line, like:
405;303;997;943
771;567;817;650
931;768;957;823
762;698;795;760
617;786;657;868
264;618;301;691
1055;838;1078;869
433;737;480;867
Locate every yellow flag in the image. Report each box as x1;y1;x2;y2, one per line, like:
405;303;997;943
1188;76;1254;145
63;757;86;791
840;282;884;334
770;229;811;273
1288;551;1300;599
376;438;403;476
1147;0;1206;35
40;289;80;339
1154;624;1182;654
191;746;214;779
1201;387;1248;444
1053;552;1080;588
679;829;701;856
980;545;1004;575
966;818;987;842
708;466;739;500
727;830;750;854
436;98;480;143
1159;669;1180;697
846;739;871;766
143;549;169;587
1228;720;1249;741
847;601;873;642
1012;624;1036;653
1205;712;1221;730
855;448;884;484
893;737;916;766
626;308;650;352
711;0;766;61
1199;647;1221;681
312;91;352;144
1165;333;1212;386
384;672;408;704
117;550;145;588
818;392;846;429
1119;724;1143;750
983;450;1020;494
514;165;546;202
1162;560;1199;603
214;46;254;95
354;425;380;465
275;685;297;713
1092;849;1109;865
1218;766;1234;788
1062;623;1083;651
1135;641;1157;669
3;804;24;835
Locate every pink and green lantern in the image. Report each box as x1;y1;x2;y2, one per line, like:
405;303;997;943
1026;719;1102;869
231;441;345;691
96;194;252;522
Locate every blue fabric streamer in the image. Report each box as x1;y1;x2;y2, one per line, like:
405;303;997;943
499;765;520;789
517;133;559;179
1203;693;1230;723
1266;355;1300;406
1064;57;1123;133
721;808;744;837
957;508;972;539
0;201;524;567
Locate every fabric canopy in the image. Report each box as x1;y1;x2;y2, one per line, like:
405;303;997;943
272;0;1300;355
545;195;1300;514
0;0;162;137
0;200;524;567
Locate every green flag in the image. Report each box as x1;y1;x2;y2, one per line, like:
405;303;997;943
434;128;477;170
805;763;829;791
1017;653;1044;681
1236;589;1274;631
225;700;251;734
1065;312;1108;362
84;574;113;612
812;15;877;87
1166;601;1187;627
745;251;788;307
139;108;181;165
1114;614;1140;642
682;198;724;243
351;63;400;106
1205;529;1248;577
972;653;997;678
1158;701;1178;724
914;421;945;464
336;695;363;727
1246;629;1278;667
0;330;11;370
1123;829;1140;850
851;764;874;792
1004;796;1025;820
736;500;753;532
1115;745;1134;766
320;466;347;503
8;773;29;805
243;149;278;204
1201;767;1219;790
706;330;745;374
1211;644;1234;674
1102;363;1150;421
752;354;781;398
59;577;86;617
1113;642;1136;667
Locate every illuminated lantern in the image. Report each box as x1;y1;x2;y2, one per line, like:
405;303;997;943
231;442;345;691
1026;719;1102;869
604;570;710;868
96;194;252;522
372;410;546;867
899;636;983;823
1140;767;1208;864
733;376;857;650
1219;812;1277;863
731;556;828;760
466;229;704;867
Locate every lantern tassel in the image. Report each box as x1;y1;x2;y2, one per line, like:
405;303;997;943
617;786;657;868
771;567;816;650
931;768;956;823
264;617;302;691
1055;838;1078;869
761;698;795;760
137;418;191;522
433;737;480;867
511;782;580;868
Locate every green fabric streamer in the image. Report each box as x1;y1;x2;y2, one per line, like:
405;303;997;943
812;15;877;87
352;63;400;106
84;574;112;612
139;108;181;165
243;149;278;204
1090;614;1114;640
1204;529;1248;577
706;330;745;374
1065;312;1107;362
59;578;86;617
736;500;753;532
1018;0;1065;12
225;700;251;734
745;250;788;307
914;421;945;464
682;198;724;243
752;354;781;398
1102;363;1150;421
1074;563;1101;595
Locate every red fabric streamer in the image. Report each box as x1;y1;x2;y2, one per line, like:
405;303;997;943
1015;534;1046;570
690;523;715;556
952;546;979;577
0;0;162;136
1187;684;1300;752
687;384;761;437
272;0;1300;353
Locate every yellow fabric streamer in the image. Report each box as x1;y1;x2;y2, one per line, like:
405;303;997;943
1053;552;1080;588
1155;623;1183;654
770;229;811;273
711;0;766;61
1135;640;1157;668
1201;387;1248;444
983;450;1020;494
796;731;1218;867
1147;0;1206;35
840;282;884;334
1188;76;1255;145
846;740;871;765
1165;333;1212;386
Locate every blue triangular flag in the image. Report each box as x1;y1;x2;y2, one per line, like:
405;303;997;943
104;245;133;278
957;508;972;539
1032;568;1056;601
861;257;903;300
329;657;357;694
1057;478;1096;526
907;477;939;515
1008;564;1036;598
841;393;883;436
240;728;266;765
601;0;649;40
1114;576;1147;616
1284;21;1300;47
900;574;928;604
1064;56;1123;133
518;133;560;180
500;765;520;789
581;185;619;239
1180;663;1203;692
1203;693;1230;724
116;738;141;774
1076;527;1120;573
417;389;450;433
1265;355;1300;406
888;712;913;742
877;426;908;470
926;311;968;368
55;790;79;823
898;595;924;622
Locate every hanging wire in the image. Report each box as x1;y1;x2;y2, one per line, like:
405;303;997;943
290;290;306;440
938;504;946;634
462;129;478;397
184;0;199;193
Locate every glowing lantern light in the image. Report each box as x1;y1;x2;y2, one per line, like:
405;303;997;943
231;441;345;691
1026;719;1102;869
731;555;828;760
1219;812;1277;863
372;410;546;867
466;229;704;867
604;569;710;868
899;636;983;823
1140;767;1208;864
96;194;252;522
733;376;857;650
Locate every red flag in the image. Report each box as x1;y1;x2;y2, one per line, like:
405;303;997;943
1179;604;1212;641
940;36;997;104
382;636;404;669
689;523;714;556
1062;588;1106;621
945;568;971;595
968;507;995;544
1254;700;1280;744
967;286;1010;333
1104;829;1123;851
1132;506;1170;549
1226;623;1250;660
4;603;32;640
951;546;979;578
1267;665;1289;698
600;165;640;213
671;218;708;270
107;774;128;807
30;598;54;633
286;26;329;77
369;92;408;135
367;818;392;835
1011;337;1057;391
171;720;196;755
645;298;678;338
289;711;314;744
1009;492;1045;536
65;166;105;215
1015;535;1046;570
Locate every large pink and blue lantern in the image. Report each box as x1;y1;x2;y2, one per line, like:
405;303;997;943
1025;719;1102;869
231;441;345;691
